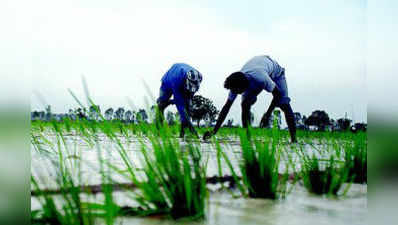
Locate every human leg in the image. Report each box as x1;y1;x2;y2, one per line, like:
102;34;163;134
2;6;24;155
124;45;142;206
280;103;297;143
274;72;296;142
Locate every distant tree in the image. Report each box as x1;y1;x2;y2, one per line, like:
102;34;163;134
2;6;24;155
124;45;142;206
125;110;133;123
302;115;308;130
131;111;136;124
115;107;125;121
304;110;330;131
166;111;175;125
330;118;336;128
96;105;101;120
337;118;352;131
137;109;148;123
89;105;95;120
105;108;114;121
294;112;307;129
353;122;367;132
31;111;39;120
89;105;101;121
83;108;88;118
190;95;219;127
45;105;52;121
76;108;87;120
38;111;45;120
331;119;342;131
67;109;76;120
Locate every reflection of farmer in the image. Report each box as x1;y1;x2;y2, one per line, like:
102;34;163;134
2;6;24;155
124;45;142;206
156;63;203;137
204;55;297;143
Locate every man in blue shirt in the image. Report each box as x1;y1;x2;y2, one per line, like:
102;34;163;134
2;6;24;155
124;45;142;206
203;55;297;143
156;63;203;137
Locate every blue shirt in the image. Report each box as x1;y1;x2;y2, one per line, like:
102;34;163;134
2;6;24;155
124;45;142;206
161;63;199;123
228;55;284;102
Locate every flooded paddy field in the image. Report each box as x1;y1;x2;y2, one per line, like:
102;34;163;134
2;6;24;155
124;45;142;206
31;120;367;225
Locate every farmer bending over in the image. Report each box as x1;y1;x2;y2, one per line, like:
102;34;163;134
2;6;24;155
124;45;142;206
156;63;202;138
203;55;297;143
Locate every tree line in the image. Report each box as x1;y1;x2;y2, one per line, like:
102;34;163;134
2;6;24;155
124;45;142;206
31;96;366;132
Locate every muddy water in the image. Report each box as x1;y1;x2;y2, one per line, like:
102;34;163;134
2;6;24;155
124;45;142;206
31;184;367;225
102;183;366;225
31;134;367;225
32;134;321;186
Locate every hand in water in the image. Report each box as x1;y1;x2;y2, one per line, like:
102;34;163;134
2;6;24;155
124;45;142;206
203;131;213;140
180;122;199;139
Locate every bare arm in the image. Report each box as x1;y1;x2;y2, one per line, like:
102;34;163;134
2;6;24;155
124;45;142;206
214;99;233;134
241;103;251;128
203;99;233;139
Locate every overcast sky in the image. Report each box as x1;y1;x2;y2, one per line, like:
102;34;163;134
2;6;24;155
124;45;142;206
20;0;369;124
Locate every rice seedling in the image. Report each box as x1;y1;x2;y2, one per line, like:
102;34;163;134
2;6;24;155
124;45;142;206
31;105;123;225
240;135;279;198
301;154;349;195
213;138;246;195
31;176;64;225
345;134;367;183
66;93;210;219
240;123;293;199
31;129;96;225
115;122;208;219
213;121;291;199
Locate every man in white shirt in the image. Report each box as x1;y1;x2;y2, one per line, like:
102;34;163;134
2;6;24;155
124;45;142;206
203;55;297;143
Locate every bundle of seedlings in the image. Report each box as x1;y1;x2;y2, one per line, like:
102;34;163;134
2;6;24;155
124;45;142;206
120;124;208;220
344;136;367;183
301;155;350;195
217;126;291;199
89;102;208;220
239;128;290;199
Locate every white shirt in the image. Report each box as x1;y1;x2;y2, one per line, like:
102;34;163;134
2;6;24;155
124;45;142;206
228;55;284;102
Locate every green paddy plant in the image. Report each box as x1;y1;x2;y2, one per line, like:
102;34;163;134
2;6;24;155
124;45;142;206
109;118;208;220
86;142;120;225
31;176;64;225
238;129;289;199
213;138;245;194
31;132;95;225
345;134;367;183
31;115;121;225
301;154;349;195
31;173;98;225
215;116;291;199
